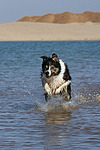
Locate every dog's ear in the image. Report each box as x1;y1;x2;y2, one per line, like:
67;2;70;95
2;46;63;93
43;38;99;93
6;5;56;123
52;53;59;62
40;56;47;62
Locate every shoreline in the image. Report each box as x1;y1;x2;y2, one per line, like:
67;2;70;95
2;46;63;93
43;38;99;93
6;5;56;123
0;22;100;41
0;39;100;42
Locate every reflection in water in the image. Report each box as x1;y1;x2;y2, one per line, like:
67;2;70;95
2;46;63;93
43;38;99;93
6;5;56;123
46;111;71;126
44;111;72;148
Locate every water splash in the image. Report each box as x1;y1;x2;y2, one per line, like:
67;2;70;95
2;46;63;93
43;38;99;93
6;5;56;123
33;91;100;113
11;79;100;112
34;96;79;113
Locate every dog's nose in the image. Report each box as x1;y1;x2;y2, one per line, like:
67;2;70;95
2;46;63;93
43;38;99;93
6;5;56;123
45;71;49;76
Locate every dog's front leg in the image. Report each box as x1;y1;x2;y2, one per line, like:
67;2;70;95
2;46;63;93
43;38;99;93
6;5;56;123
55;80;71;95
44;83;52;95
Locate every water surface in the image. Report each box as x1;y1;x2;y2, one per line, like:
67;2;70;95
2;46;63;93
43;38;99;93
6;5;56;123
0;41;100;149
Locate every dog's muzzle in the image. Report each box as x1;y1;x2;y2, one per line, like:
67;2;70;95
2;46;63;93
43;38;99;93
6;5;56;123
45;71;49;76
45;70;51;77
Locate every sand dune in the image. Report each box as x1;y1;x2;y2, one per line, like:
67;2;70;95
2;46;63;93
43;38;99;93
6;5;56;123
0;22;100;41
18;11;100;23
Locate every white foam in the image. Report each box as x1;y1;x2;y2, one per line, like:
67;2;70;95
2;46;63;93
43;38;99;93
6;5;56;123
34;96;76;112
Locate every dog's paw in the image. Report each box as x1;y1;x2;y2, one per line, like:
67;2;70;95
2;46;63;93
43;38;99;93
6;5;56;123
55;80;71;95
54;88;61;95
44;83;52;95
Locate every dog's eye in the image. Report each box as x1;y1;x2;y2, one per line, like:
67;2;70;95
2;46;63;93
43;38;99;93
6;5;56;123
51;66;57;72
51;66;55;70
45;65;48;69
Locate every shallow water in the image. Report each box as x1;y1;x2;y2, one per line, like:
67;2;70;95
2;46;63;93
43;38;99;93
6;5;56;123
0;41;100;149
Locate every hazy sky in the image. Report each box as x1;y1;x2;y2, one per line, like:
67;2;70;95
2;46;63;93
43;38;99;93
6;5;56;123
0;0;100;23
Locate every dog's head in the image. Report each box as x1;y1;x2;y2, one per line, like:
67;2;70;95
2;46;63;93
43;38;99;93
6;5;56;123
41;53;61;78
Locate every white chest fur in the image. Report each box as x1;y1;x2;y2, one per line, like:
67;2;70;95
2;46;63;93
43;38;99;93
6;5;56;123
46;59;66;91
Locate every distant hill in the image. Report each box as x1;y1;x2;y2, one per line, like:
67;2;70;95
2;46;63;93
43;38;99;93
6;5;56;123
18;11;100;23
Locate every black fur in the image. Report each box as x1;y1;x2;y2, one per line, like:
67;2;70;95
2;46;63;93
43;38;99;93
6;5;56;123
63;64;72;81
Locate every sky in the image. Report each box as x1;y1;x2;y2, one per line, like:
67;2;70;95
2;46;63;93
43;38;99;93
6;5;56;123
0;0;100;23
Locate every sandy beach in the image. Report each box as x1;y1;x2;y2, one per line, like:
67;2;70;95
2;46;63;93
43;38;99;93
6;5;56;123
0;22;100;41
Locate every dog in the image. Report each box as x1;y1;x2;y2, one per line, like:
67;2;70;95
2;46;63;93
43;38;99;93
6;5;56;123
41;53;71;102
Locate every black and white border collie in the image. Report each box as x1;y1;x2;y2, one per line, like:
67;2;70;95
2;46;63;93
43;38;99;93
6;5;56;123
41;53;71;102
